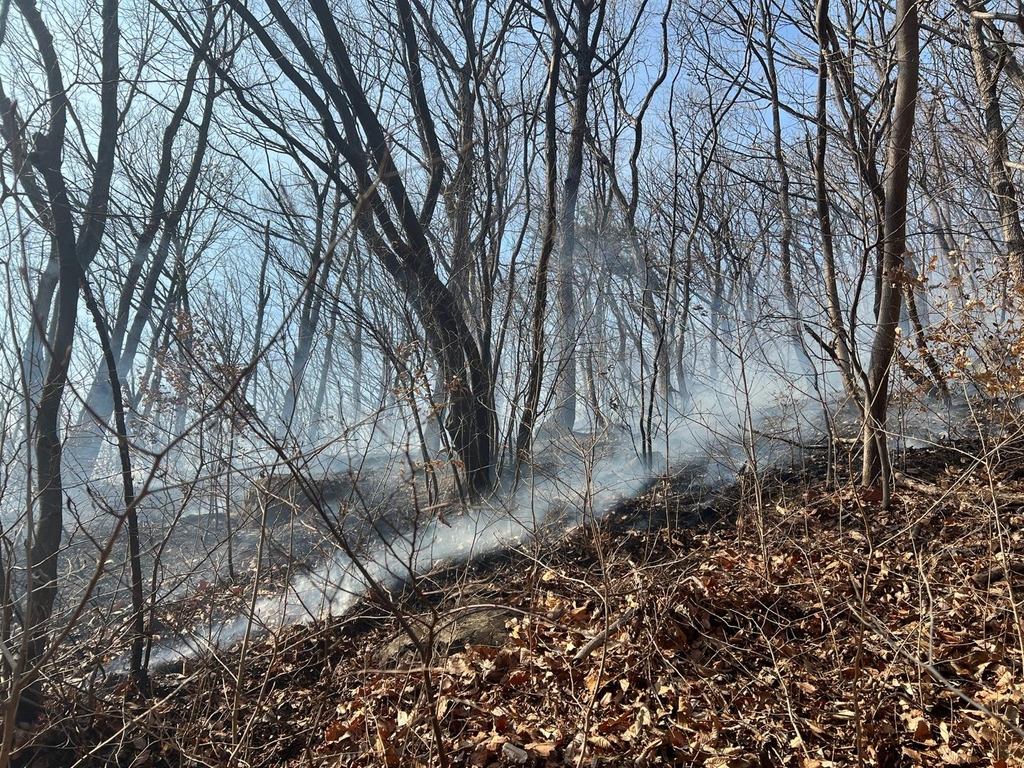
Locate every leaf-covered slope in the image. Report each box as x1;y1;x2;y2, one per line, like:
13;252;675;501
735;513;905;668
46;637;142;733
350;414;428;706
14;440;1024;767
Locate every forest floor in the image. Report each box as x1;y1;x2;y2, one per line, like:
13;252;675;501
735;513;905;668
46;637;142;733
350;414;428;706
10;432;1024;767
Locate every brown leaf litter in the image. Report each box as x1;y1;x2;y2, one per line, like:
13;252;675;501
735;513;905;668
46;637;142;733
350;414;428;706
10;437;1024;767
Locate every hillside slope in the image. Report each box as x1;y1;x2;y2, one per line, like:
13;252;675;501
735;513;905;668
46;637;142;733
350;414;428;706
11;439;1024;767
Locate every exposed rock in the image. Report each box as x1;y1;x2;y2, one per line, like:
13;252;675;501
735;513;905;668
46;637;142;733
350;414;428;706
379;606;515;664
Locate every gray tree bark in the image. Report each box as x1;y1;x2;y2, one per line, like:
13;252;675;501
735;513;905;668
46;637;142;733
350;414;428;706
968;0;1024;288
862;0;920;495
12;0;119;722
547;0;599;434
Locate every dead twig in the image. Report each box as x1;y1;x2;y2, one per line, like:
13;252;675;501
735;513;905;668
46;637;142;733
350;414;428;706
970;562;1024;588
572;606;637;664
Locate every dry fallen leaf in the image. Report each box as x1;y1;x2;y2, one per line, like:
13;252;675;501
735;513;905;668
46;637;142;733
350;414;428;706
526;741;558;757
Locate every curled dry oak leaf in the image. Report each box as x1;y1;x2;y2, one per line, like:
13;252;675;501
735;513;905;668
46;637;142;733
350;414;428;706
525;741;558;757
322;719;351;744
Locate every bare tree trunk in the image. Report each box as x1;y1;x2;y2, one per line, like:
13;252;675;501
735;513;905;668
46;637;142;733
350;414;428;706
79;275;146;690
901;259;948;397
317;0;496;493
759;5;810;372
406;0;505;466
13;0;119;722
248;224;273;400
515;0;563;474
309;283;339;444
548;0;599;433
172;249;193;442
0;87;57;431
862;0;919;495
821;15;887;320
70;41;216;479
968;0;1024;288
812;0;860;400
710;259;725;379
585;0;672;460
281;181;342;440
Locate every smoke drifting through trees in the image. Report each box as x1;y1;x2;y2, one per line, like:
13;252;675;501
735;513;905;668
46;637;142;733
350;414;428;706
1;0;1023;734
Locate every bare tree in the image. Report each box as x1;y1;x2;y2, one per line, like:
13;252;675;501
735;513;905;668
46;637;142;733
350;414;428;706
966;0;1024;289
70;11;219;480
861;0;920;495
5;0;119;722
196;0;499;495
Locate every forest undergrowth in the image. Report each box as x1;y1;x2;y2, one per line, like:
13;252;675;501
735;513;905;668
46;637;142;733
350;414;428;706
10;432;1024;767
